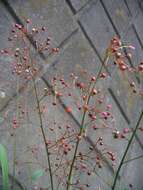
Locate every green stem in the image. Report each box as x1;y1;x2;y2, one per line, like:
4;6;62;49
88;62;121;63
112;110;143;190
12;75;19;190
32;78;54;190
66;111;86;190
66;53;109;190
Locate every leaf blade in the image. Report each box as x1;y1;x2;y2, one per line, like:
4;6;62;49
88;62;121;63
31;169;44;181
0;144;9;190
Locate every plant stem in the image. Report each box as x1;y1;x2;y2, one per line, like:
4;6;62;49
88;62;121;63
12;75;19;190
32;78;54;190
66;53;109;190
66;111;86;190
112;110;143;190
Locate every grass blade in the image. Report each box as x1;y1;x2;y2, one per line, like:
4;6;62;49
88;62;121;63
0;144;9;190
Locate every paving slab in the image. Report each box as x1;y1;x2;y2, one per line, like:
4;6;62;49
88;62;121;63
134;11;143;44
78;0;115;55
0;78;79;190
120;130;143;190
102;0;131;34
0;76;115;190
122;25;143;67
43;30;102;122
0;0;143;189
6;0;77;48
0;1;20;110
67;0;89;12
109;67;143;124
124;0;142;17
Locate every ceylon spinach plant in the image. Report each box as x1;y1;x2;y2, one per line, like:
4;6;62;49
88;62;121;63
0;19;143;190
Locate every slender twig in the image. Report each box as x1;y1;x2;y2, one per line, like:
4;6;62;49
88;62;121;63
26;35;54;189
32;78;54;190
66;53;109;190
112;110;143;190
12;75;19;190
66;110;87;190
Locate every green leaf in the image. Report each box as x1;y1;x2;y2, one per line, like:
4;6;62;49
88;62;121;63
0;144;9;190
31;169;44;181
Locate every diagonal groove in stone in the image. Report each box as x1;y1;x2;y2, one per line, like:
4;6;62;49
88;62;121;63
123;0;143;50
100;0;119;36
77;20;110;75
0;0;142;188
100;0;141;84
66;0;140;89
108;88;130;124
1;0;79;62
124;0;132;16
132;24;143;49
0;0;80;112
108;88;143;150
1;0;46;60
0;0;115;173
58;28;79;50
65;0;76;14
0;27;79;111
42;76;115;174
76;0;92;14
138;0;143;13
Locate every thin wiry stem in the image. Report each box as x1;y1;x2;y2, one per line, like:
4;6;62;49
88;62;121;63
66;53;109;190
112;110;143;190
32;78;54;190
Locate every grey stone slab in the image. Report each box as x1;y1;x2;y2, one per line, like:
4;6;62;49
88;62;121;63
122;25;143;66
109;66;143;125
7;0;77;48
121;133;143;190
79;0;115;55
124;0;142;17
43;30;102;122
102;0;131;33
0;76;115;190
134;11;143;44
0;78;80;190
0;0;78;111
0;0;77;110
0;2;19;109
0;2;31;110
87;90;129;168
68;0;89;12
0;1;47;110
42;27;137;182
0;0;142;189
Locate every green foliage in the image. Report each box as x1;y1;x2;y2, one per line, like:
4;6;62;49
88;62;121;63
31;169;44;181
0;144;9;190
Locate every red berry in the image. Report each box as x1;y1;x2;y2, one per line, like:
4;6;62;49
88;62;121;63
65;106;72;113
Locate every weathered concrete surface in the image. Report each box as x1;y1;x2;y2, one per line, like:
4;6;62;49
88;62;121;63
67;0;89;12
6;0;77;48
0;0;143;189
78;0;115;55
